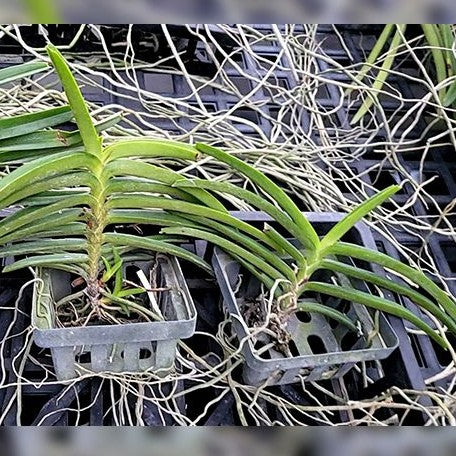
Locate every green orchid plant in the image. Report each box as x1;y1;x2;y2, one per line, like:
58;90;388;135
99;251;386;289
0;46;454;348
161;143;456;349
0;60;75;155
0;59;119;167
0;45;221;322
350;24;456;124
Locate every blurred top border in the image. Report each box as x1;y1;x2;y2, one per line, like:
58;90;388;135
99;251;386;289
2;0;456;23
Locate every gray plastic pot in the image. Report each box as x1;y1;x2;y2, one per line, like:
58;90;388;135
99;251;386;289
212;212;399;386
32;255;196;380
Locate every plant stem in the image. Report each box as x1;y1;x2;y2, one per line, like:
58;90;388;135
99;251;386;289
86;154;108;308
47;45;107;310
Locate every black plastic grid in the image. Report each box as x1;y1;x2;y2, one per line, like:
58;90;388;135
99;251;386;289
324;137;456;393
311;25;456;394
0;248;364;426
0;24;454;424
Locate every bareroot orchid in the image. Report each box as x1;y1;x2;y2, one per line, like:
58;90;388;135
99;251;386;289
0;45;219;321
163;143;456;348
0;45;454;346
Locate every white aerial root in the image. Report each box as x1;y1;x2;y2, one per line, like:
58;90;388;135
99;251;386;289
0;24;455;425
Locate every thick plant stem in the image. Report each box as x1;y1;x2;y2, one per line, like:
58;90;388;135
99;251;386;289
85;208;105;308
85;156;108;310
47;44;108;310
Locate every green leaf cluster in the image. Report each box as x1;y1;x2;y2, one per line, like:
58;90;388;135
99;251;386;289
351;25;456;124
166;143;455;348
0;46;454;346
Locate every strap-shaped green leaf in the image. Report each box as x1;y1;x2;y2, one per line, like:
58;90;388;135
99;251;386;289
0;114;121;155
46;45;101;156
107;209;199;228
112;247;123;295
264;224;305;264
181;213;295;281
102;232;212;275
0;194;90;238
195;143;320;250
3;253;88;274
440;24;456;107
346;24;395;95
329;242;456;321
443;82;456;107
101;254;123;284
319;185;400;251
105;159;226;211
105;139;198;161
421;24;448;101
0;61;48;85
351;24;406;125
174;178;307;250
230;252;278;291
108;194;277;250
181;210;296;261
0;172;94;209
30;223;86;239
0;209;83;244
318;259;456;335
0;151;98;209
296;300;358;332
172;176;306;264
161;226;288;283
22;190;88;206
441;23;456;106
0;239;87;257
0;105;73;141
304;281;447;348
106;179;198;203
0;145;85;165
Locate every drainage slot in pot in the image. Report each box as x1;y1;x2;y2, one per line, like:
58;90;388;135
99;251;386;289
296;312;312;323
341;331;361;351
139;348;153;360
287;339;301;357
307;335;326;355
75;351;91;364
120;344;155;362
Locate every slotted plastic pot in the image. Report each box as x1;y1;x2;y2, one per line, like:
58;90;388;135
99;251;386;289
32;255;196;380
212;212;399;386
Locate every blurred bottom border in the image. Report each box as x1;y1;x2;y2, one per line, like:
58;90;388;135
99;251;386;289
1;427;456;456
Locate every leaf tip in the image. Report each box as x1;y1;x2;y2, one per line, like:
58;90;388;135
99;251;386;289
45;43;61;62
386;184;401;196
350;113;361;126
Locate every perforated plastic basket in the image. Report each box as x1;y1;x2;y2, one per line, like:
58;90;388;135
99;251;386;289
32;255;196;380
212;212;399;386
